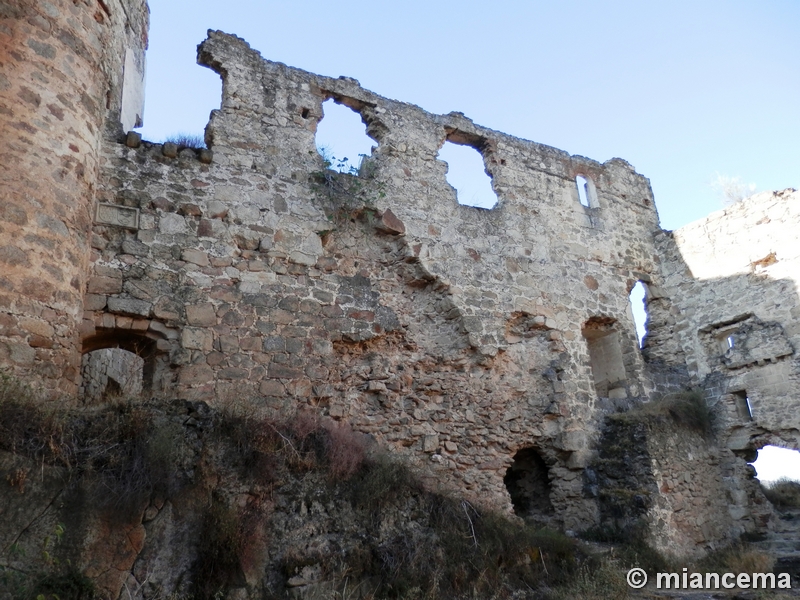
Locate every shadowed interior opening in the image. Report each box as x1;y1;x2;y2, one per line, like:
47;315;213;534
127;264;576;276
504;447;554;519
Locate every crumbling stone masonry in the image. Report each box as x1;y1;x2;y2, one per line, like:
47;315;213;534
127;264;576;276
1;0;798;557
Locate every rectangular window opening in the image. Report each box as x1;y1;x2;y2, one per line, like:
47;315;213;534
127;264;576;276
582;325;627;398
733;390;753;421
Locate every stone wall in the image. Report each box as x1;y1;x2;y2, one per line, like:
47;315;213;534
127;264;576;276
590;410;772;557
0;0;148;396
657;189;800;454
0;11;795;556
81;31;674;528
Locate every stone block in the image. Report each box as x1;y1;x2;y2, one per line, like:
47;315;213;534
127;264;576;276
5;341;35;366
125;131;142;148
375;208;406;235
178;364;214;385
84;294;107;311
162;142;178;158
121;239;149;257
153;297;182;321
115;316;133;329
259;379;285;396
28;335;53;349
158;213;187;234
186;303;216;326
422;434;439;453
19;318;54;338
182;249;209;267
268;363;303;379
181;327;213;351
107;297;152;317
87;276;122;294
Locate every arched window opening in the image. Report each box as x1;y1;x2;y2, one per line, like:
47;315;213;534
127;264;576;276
582;317;627;398
80;328;168;403
504;447;554;519
437;140;498;209
80;348;144;403
628;281;648;348
575;175;598;208
315;98;375;174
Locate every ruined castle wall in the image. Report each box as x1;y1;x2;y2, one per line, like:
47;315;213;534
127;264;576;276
646;427;770;555
591;414;771;557
0;0;148;395
85;31;669;527
657;189;800;450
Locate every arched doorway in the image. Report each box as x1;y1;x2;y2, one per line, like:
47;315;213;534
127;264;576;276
80;327;170;402
504;447;554;521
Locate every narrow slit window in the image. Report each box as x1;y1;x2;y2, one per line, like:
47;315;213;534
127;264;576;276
716;328;738;353
628;281;648;348
577;176;590;206
315;99;375;174
575;175;598;208
437;140;498;209
732;390;753;421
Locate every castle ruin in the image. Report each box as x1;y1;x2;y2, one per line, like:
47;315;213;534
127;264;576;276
1;0;798;566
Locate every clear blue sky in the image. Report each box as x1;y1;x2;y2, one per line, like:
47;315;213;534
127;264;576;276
139;0;799;231
138;1;800;480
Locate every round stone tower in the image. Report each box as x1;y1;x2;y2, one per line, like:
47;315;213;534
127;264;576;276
0;0;149;396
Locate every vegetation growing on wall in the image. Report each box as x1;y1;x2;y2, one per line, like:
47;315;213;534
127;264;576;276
310;150;386;224
762;478;800;508
0;375;616;600
610;390;714;437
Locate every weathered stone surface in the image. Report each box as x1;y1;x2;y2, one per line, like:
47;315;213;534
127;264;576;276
107;297;152;317
186;303;217;326
375;208;406;235
87;276;123;295
1;14;798;593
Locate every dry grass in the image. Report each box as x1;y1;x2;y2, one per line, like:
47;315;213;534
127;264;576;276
613;389;713;437
762;478;800;508
0;374;648;599
698;541;775;576
547;559;629;600
162;133;205;149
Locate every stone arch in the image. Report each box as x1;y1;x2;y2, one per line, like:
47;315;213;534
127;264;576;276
80;325;173;400
503;446;554;520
